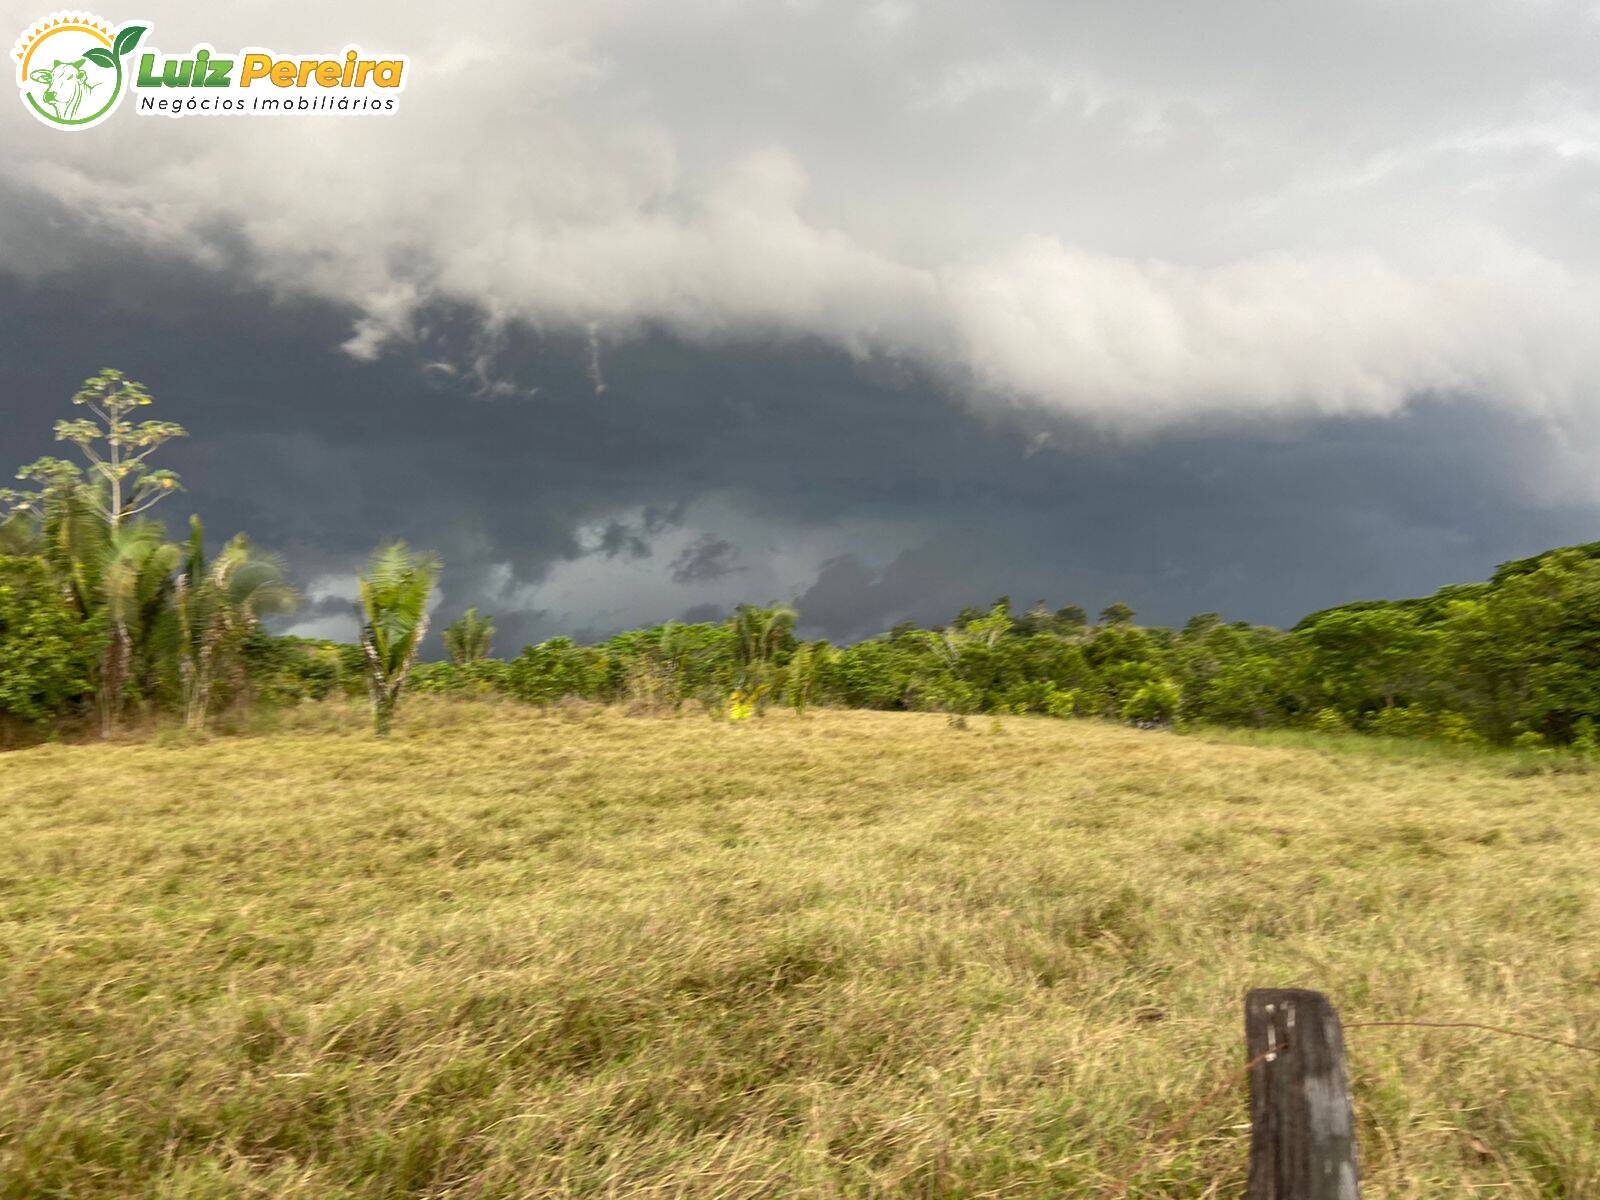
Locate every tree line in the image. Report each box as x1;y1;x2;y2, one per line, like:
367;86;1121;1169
4;369;1600;749
0;370;437;740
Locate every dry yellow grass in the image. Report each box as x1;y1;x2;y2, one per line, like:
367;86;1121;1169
1;700;1596;1198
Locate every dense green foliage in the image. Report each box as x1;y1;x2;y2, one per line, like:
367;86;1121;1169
2;371;305;737
359;555;1600;748
0;554;96;726
6;369;1600;749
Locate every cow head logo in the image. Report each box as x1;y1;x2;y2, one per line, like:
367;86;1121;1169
13;12;145;130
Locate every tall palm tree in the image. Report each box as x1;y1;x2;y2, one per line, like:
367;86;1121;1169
98;521;179;737
175;517;298;732
356;542;441;736
732;604;797;672
442;607;495;664
729;603;798;709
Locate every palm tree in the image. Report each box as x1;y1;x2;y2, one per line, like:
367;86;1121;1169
442;607;495;664
8;457;106;618
925;600;1013;667
98;521;179;737
729;603;798;711
175;517;298;732
782;641;819;715
4;455;176;736
732;604;797;671
356;542;441;736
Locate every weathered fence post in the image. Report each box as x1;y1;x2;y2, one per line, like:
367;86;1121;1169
1245;988;1360;1199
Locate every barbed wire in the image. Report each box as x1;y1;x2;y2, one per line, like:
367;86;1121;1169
1345;1018;1600;1055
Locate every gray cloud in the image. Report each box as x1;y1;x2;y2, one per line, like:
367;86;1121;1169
5;3;1600;652
594;520;652;560
670;535;744;584
3;234;1595;652
4;1;1600;439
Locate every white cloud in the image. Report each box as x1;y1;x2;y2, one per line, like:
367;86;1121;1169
6;0;1600;433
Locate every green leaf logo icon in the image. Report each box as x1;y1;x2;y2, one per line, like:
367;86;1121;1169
113;24;146;59
14;13;149;131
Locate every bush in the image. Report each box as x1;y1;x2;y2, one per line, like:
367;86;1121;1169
1433;712;1484;746
0;555;96;723
918;676;981;717
1121;679;1181;724
1194;654;1287;727
1311;707;1351;734
1368;705;1436;739
245;634;352;705
409;659;511;697
1001;679;1058;714
505;638;606;704
1045;688;1078;719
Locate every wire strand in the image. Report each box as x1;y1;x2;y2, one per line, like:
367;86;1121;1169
1346;1019;1600;1055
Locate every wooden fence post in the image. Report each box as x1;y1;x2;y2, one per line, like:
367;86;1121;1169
1245;988;1360;1199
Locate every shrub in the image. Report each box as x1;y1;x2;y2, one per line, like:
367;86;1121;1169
818;639;921;710
1194;654;1287;727
409;659;511;697
505;638;605;705
1045;688;1078;719
1121;679;1181;724
1001;679;1057;714
1433;712;1485;746
1311;707;1351;734
0;555;97;722
245;634;350;705
621;657;681;713
1368;705;1436;739
918;675;982;718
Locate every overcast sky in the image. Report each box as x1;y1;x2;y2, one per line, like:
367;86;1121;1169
3;0;1599;647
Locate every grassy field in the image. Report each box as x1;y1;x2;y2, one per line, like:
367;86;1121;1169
1;701;1596;1198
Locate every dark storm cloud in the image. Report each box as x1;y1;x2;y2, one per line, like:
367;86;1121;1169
595;522;651;561
3;0;1600;659
789;395;1590;643
592;505;686;561
1;202;1595;656
670;536;743;585
6;1;1600;430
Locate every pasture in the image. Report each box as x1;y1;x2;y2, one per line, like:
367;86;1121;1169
1;702;1595;1197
